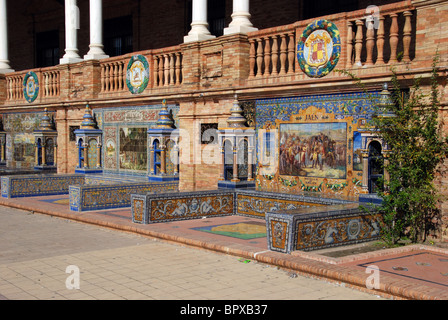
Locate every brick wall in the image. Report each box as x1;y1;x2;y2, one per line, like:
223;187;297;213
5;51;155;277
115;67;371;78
2;0;448;241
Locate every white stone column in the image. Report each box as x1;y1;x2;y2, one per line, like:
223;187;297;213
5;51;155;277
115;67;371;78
84;0;108;60
60;0;83;64
224;0;257;35
184;0;215;43
0;0;13;73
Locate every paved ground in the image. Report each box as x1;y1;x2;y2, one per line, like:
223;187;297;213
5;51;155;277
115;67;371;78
0;206;383;301
0;193;447;301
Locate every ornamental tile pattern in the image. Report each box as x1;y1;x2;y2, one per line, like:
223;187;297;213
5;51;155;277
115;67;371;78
70;181;178;212
94;104;179;176
254;92;380;197
1;174;85;198
294;213;382;251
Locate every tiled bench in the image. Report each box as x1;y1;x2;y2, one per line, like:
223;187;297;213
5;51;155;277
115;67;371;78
131;189;354;224
70;181;178;212
131;190;235;224
265;203;381;253
1;174;85;198
131;188;381;253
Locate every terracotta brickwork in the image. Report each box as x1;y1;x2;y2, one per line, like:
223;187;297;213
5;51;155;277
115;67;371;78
1;0;448;240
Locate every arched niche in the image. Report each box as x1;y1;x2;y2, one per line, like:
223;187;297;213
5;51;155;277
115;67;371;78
367;140;384;193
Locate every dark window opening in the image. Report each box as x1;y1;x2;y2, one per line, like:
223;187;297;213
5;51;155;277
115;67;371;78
201;123;218;144
184;0;226;37
104;16;133;57
208;0;226;37
36;30;60;68
184;0;193;35
69;126;80;142
368;140;383;193
303;0;358;20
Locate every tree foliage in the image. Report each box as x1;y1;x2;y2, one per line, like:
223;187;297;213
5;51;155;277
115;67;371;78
340;55;448;246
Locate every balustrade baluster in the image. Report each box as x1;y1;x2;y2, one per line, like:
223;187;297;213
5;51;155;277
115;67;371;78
11;77;14;99
170;53;175;85
376;16;385;65
47;71;54;97
113;63;118;91
287;33;295;74
106;64;111;92
158;57;164;86
354;20;364;67
175;53;181;85
271;35;278;76
249;39;256;79
389;13;399;64
403;11;412;62
14;77;18;99
365;18;375;66
56;72;60;96
44;73;49;97
50;73;54;96
279;34;287;75
7;78;11;100
118;62;124;90
346;21;354;68
264;37;271;77
109;63;115;91
49;72;53;96
13;77;17;99
100;65;105;92
164;55;170;86
256;38;263;78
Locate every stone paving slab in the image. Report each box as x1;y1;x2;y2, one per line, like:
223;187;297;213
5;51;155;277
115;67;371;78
0;194;447;300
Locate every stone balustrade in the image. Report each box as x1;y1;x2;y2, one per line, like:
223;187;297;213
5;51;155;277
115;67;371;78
0;1;422;107
247;25;297;78
42;69;60;97
6;73;24;101
5;68;61;103
346;5;415;68
153;46;183;87
100;57;127;93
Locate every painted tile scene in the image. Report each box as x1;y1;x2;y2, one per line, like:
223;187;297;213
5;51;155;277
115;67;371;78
0;0;447;302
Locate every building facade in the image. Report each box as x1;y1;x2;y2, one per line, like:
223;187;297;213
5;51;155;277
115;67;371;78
0;0;447;240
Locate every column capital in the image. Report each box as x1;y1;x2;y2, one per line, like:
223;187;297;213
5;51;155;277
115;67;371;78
84;0;109;60
184;0;215;43
0;0;14;73
60;0;83;64
224;0;258;35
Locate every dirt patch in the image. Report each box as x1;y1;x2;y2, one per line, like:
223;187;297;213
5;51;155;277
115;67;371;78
318;242;387;258
315;240;448;258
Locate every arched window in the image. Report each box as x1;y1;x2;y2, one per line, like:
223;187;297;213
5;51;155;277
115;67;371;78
223;139;233;180
368;140;383;193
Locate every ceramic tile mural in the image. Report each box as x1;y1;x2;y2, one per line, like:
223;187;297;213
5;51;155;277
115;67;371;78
2;111;52;168
255;92;379;197
87;138;98;169
119;127;147;171
279;122;347;179
94;104;179;176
